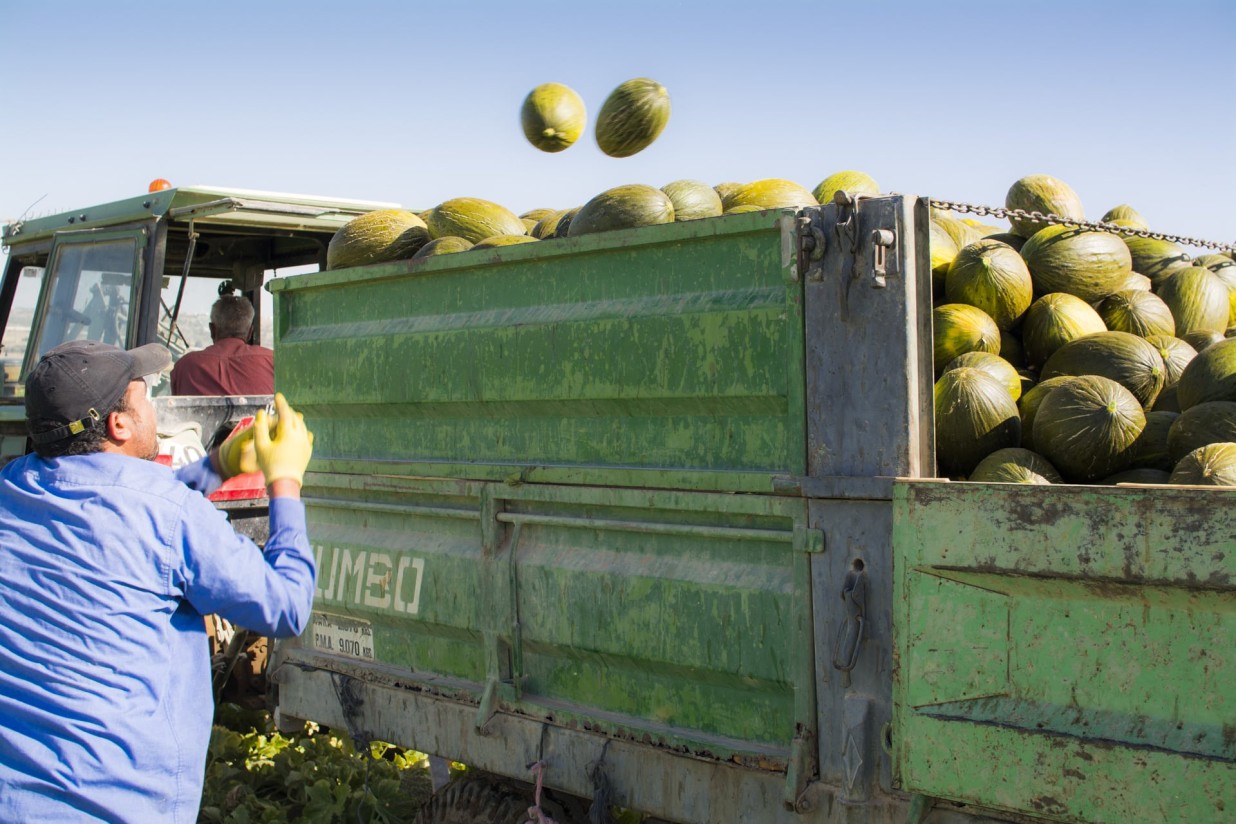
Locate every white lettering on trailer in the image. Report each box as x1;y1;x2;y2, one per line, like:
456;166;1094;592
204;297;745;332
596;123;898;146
314;545;425;615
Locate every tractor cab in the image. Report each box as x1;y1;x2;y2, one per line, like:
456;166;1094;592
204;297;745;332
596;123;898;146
0;183;397;465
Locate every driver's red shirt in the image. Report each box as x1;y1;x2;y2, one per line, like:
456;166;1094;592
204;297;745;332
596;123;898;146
170;337;273;395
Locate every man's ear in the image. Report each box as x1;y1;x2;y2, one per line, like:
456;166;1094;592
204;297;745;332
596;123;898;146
106;407;134;446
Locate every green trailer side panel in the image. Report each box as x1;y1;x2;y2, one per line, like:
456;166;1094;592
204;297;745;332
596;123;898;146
893;481;1236;823
291;473;818;763
270;212;805;493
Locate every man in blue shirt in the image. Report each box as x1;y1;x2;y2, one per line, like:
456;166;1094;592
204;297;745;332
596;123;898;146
0;340;316;822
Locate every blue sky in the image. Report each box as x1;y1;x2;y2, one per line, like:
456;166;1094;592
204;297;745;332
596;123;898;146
1;0;1233;250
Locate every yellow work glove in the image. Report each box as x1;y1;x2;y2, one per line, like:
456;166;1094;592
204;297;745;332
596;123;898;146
216;421;260;478
253;393;314;486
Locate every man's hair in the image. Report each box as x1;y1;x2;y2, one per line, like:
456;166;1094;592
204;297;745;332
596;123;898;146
211;296;256;340
28;391;130;458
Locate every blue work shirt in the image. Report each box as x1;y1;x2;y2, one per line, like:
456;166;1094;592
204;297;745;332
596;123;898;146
0;452;315;823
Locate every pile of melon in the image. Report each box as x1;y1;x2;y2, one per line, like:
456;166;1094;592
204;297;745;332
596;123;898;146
931;174;1236;487
323;171;1235;487
325;171;879;270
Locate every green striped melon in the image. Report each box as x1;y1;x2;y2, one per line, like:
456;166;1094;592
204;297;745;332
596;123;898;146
933;304;1001;373
327;209;430;270
595;78;671;158
661;179;723;221
1005;174;1084;238
1020;225;1132;302
1096;290;1176;339
411;236;474;259
1170;443;1236;486
945;239;1033;331
568;185;675;237
969;447;1062;484
1033;375;1146;482
1020;293;1107;369
1172;338;1236;410
1157;265;1230;337
1040;331;1166;409
934;368;1021;477
812;170;879;205
520;82;586;153
427;198;526;243
721;179;817;211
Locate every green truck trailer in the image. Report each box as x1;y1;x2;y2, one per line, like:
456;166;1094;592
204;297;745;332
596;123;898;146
263;196;1235;823
1;189;1232;822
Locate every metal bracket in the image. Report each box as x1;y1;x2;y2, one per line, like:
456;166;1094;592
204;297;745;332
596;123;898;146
783;728;818;813
475;676;499;734
832;565;868;688
797;214;827;282
870;229;896;288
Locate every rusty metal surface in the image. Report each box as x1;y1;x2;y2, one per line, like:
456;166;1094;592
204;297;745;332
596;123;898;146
893;480;1236;823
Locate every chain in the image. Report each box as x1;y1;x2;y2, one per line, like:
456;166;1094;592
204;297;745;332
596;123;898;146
928;198;1236;253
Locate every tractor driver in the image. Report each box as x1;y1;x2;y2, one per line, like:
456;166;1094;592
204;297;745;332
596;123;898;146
171;294;275;395
0;339;315;821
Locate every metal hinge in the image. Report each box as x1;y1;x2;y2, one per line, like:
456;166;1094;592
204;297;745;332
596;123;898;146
797;214;827;282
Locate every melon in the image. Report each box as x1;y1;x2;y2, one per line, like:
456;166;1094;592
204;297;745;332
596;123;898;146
1033;375;1146;482
945;239;1033;331
1166;401;1236;463
661;180;723;221
1116;271;1153;293
427;198;527;243
721;179;817;211
1005;174;1085;238
520;82;586;153
1018;375;1081;454
934;368;1022;477
1131;410;1179;471
1124;236;1189;287
1040;331;1165;409
595;78;671;158
1096;290;1176;339
812;170;879;205
933;304;1001;373
1145;335;1197;388
1157;266;1230;337
326;209;430;270
934;215;985;252
929;220;959;297
983;232;1027;252
969;447;1062;484
1020;225;1132;302
1204;262;1236;325
1172;338;1236;410
1020;293;1107;369
1170;443;1236;486
568;185;675;237
713;182;742;203
472;234;539;249
1101;204;1148;229
942;351;1022;401
411;236;474;259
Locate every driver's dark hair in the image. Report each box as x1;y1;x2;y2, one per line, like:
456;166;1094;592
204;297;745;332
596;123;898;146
27;392;130;459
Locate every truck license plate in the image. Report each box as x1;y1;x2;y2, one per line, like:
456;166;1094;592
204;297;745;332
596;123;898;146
311;612;375;661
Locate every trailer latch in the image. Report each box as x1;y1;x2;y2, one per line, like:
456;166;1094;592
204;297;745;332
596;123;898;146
870;229;896;288
832;564;867;687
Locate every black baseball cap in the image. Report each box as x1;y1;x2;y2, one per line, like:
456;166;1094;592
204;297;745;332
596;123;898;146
25;340;171;445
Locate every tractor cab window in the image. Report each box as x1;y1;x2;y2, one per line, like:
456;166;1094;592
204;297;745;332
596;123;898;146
31;236;139;360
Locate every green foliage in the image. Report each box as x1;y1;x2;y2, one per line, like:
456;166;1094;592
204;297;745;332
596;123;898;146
199;707;433;823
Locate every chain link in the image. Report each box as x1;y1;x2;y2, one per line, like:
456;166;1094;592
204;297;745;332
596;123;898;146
928;198;1236;253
